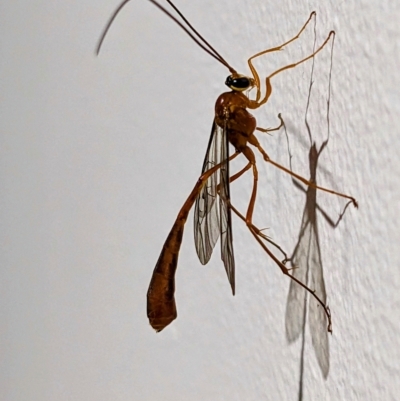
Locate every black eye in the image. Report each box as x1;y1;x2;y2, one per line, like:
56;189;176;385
225;75;250;90
233;77;250;88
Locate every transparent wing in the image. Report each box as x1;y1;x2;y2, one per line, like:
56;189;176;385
194;120;235;293
194;122;222;264
218;119;235;294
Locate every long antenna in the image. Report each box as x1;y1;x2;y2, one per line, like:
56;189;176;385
164;0;232;70
95;0;236;73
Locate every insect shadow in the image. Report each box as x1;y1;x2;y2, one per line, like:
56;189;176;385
283;30;352;392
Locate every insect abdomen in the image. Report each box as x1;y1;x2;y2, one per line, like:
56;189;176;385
147;219;185;331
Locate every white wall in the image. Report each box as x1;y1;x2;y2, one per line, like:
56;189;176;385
1;0;399;400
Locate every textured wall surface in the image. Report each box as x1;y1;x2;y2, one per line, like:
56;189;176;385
1;0;399;400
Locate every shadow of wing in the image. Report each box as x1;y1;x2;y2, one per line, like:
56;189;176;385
285;208;311;342
308;222;330;377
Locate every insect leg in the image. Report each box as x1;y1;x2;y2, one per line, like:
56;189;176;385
217;160;289;260
254;141;358;207
216;161;251;195
248;219;333;332
248;31;335;111
256;113;285;135
232;147;287;260
228;161;251;183
240;193;333;332
236;147;259;226
229;202;288;261
216;147;331;330
269;31;335;82
247;12;316;101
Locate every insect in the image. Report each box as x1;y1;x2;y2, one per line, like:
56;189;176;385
96;0;357;333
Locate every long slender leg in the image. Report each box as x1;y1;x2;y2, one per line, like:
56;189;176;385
218;144;261;233
219;161;288;259
268;31;335;82
249;225;332;332
215;160;250;197
228;146;333;332
248;12;316;101
238;147;259;224
229;202;288;261
253;140;358;207
248;31;335;110
229;162;250;182
256;113;284;135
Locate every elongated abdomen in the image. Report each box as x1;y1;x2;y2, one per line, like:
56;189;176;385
146;146;225;332
147;219;185;331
